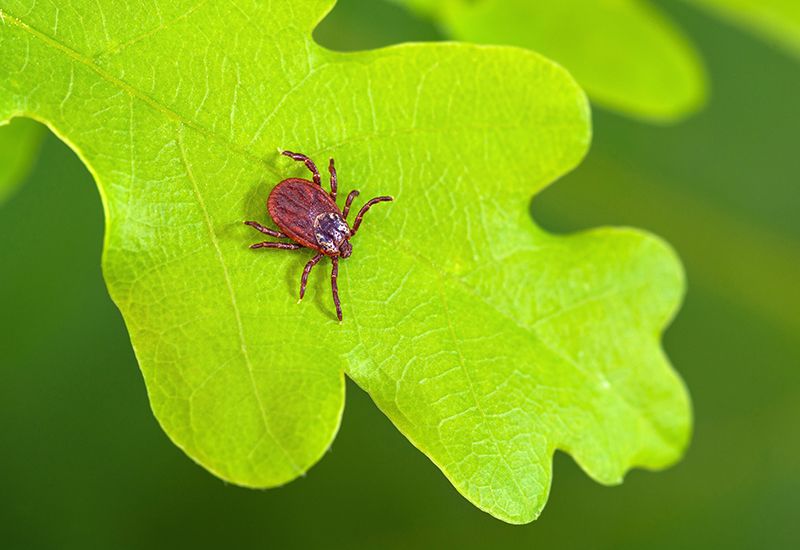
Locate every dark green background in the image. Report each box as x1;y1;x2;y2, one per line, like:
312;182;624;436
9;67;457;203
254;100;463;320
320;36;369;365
1;1;798;548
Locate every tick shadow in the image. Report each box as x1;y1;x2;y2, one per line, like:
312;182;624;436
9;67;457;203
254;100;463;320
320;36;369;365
239;154;340;322
241;184;336;321
239;175;296;296
284;253;339;321
238;216;333;319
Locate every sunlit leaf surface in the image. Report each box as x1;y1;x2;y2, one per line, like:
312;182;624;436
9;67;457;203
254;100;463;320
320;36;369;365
0;0;690;523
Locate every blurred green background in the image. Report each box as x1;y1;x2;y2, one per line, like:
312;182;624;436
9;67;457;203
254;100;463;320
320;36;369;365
1;0;798;548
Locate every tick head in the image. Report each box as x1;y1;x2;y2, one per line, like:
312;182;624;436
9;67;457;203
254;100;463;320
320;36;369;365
340;239;353;258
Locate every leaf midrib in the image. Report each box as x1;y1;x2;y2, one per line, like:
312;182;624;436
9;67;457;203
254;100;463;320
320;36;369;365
177;123;303;475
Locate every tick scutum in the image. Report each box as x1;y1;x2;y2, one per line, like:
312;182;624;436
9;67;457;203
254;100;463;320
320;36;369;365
314;212;351;257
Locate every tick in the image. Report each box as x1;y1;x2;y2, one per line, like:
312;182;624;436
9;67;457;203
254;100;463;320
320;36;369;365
245;150;393;321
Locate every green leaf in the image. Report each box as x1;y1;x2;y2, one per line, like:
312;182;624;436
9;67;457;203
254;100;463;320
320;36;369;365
0;117;44;202
394;0;707;122
0;0;690;523
685;0;800;58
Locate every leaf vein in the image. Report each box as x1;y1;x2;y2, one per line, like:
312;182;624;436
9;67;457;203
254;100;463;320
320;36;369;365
177;123;302;475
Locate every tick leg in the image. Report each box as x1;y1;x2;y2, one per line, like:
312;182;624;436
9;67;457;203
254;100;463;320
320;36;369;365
351;196;394;235
342;190;360;219
244;220;288;238
282;150;321;186
331;256;342;321
250;241;302;250
299;253;323;301
328;158;337;202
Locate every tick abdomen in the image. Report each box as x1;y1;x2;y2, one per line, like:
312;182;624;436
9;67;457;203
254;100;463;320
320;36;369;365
267;178;339;252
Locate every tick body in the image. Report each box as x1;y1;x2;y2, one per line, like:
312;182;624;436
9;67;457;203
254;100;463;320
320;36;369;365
245;151;393;321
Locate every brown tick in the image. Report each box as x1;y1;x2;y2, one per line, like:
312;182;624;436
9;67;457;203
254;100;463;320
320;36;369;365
245;150;393;321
